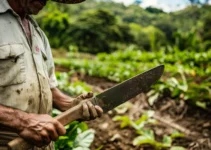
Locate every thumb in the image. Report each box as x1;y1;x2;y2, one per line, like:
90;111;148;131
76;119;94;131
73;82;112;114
77;92;94;100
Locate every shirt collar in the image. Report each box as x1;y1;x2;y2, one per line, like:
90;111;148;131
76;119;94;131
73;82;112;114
0;0;14;14
0;0;39;28
28;16;39;28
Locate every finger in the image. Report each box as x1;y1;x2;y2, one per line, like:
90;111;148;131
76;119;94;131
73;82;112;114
84;92;94;99
78;92;93;100
82;102;90;120
45;123;59;141
75;94;87;103
33;135;43;147
40;130;51;146
19;129;43;147
52;119;66;137
95;105;104;117
27;133;43;147
78;93;87;99
87;101;98;119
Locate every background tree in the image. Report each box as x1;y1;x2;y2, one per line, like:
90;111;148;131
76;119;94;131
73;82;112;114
188;0;210;5
145;7;164;14
202;13;211;50
37;0;211;53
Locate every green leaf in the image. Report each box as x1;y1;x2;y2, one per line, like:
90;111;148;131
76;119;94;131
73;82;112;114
113;116;132;128
73;129;95;148
170;130;185;139
114;102;133;114
52;109;61;117
145;110;155;118
134;129;156;145
148;93;159;106
66;122;81;141
78;122;89;132
133;135;156;146
196;101;207;109
162;136;172;147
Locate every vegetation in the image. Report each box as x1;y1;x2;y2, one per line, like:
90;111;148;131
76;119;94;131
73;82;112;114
55;47;211;109
36;0;211;149
54;73;95;150
37;0;211;53
113;111;185;150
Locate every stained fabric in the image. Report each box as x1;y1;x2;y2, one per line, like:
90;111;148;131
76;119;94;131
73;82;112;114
0;0;58;149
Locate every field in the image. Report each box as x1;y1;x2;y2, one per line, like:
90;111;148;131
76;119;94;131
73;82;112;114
36;1;211;149
53;49;211;150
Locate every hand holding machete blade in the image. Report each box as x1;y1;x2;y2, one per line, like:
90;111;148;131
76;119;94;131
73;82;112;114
8;65;164;150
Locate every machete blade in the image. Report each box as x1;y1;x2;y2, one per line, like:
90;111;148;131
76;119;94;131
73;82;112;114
91;65;164;112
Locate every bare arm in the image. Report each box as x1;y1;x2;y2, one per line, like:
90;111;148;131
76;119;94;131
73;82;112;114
0;104;27;132
51;88;76;112
0;104;66;147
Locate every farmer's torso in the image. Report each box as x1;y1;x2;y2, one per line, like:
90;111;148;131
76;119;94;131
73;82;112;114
0;0;57;146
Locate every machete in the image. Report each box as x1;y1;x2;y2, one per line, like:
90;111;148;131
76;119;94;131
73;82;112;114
91;64;164;112
8;65;164;150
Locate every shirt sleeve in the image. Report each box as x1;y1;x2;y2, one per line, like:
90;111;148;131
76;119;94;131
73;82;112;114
41;30;58;88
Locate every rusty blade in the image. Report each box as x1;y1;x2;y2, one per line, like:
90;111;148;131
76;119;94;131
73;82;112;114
91;65;164;112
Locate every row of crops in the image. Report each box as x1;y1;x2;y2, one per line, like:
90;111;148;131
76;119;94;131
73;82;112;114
53;48;211;149
55;48;211;109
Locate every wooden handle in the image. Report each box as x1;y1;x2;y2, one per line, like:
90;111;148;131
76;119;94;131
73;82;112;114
8;104;83;150
7;138;33;150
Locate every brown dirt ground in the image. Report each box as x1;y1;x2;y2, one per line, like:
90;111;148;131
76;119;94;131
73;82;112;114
81;75;211;150
57;68;211;150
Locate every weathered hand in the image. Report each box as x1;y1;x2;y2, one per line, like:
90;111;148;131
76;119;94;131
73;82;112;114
18;114;66;147
73;92;94;105
52;88;103;120
80;100;103;121
62;92;104;121
75;93;103;121
52;88;97;112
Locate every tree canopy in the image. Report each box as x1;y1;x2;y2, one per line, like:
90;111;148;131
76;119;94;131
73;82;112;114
36;0;211;53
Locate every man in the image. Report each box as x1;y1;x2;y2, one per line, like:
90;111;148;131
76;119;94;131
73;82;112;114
0;0;103;149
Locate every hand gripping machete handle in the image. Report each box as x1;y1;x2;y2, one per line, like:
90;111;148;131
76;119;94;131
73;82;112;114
8;98;97;150
8;65;164;149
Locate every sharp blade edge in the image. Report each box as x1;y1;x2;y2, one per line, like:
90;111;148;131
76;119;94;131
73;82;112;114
91;65;164;112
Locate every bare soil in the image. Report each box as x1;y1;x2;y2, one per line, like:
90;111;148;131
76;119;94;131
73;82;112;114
56;67;211;150
80;75;211;150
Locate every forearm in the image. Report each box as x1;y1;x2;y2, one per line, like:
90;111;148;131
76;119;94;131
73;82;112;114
51;88;93;112
0;103;66;147
51;88;74;112
0;104;28;133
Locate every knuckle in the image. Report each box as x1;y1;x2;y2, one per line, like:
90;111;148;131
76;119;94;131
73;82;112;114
82;93;86;98
49;127;55;132
46;125;55;132
40;131;48;138
52;119;58;125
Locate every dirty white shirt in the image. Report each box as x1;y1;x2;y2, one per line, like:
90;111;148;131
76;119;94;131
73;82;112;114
0;0;58;148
